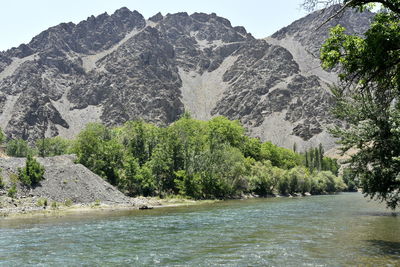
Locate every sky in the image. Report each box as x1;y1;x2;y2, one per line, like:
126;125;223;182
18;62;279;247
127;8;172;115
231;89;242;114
0;0;308;51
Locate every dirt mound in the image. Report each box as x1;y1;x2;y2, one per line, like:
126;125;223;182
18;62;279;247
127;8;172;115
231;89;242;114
0;155;130;204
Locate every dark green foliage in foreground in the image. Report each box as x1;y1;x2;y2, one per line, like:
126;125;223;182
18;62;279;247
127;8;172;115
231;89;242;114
303;0;400;208
72;116;347;199
18;155;45;186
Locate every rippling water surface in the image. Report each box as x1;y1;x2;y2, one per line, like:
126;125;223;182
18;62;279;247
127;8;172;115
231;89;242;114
0;193;399;266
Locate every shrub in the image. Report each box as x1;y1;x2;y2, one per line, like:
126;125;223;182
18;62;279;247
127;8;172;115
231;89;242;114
36;136;72;157
311;171;346;194
342;168;358;192
37;198;48;207
174;170;202;199
286;167;310;194
0;128;5;144
6;139;32;157
18;155;45;186
51;201;58;209
0;168;4;189
248;161;275;196
278;175;290;195
64;199;73;207
7;185;17;198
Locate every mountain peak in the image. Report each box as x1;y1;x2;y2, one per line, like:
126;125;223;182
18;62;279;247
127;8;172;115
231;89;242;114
149;12;163;22
0;7;372;151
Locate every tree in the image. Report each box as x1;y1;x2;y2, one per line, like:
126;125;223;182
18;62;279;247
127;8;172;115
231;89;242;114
119;156;156;196
0;168;4;189
174;170;202;199
248;161;275;196
207;116;245;152
0;128;5;144
18;154;45;186
304;0;400;208
302;0;400;14
35;137;71;157
6;139;32;157
149;142;174;196
73;123;124;185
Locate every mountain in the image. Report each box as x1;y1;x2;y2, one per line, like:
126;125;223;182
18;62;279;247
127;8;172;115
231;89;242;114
0;6;373;151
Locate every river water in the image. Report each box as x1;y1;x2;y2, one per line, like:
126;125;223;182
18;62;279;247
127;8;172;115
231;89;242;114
0;193;399;266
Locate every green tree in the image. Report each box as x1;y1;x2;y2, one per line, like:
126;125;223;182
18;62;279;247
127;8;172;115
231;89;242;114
18;154;45;186
137;164;157;196
304;0;400;208
248;161;276;196
242;137;262;161
119;156;141;196
260;142;302;169
0;168;4;188
342;167;359;191
117;121;160;166
207;116;245;152
35;136;72;157
287;166;311;194
6;139;32;157
149;142;174;196
318;144;324;171
278;170;290;195
174;170;202;199
73;123;124;185
167;116;207;174
119;156;157;196
0;128;5;144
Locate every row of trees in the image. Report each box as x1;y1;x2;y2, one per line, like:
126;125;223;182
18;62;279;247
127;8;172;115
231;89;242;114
304;145;339;174
2;137;71;158
0;116;346;199
70;115;345;198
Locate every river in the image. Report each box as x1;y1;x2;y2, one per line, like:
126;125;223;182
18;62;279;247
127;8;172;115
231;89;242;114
0;193;399;266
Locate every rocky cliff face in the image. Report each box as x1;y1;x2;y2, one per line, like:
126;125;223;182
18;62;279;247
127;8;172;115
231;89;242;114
0;6;373;151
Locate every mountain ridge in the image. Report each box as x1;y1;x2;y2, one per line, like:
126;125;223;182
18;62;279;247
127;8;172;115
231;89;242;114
0;6;374;151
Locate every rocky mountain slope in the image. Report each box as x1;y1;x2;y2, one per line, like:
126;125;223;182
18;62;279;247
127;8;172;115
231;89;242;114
0;6;373;151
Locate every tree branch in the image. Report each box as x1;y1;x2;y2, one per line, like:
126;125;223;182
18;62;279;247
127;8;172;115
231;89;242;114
316;0;355;30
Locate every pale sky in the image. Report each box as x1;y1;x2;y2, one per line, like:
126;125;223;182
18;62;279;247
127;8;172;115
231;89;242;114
0;0;308;52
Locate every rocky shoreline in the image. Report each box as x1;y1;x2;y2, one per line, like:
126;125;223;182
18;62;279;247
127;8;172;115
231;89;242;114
0;195;220;219
0;155;335;219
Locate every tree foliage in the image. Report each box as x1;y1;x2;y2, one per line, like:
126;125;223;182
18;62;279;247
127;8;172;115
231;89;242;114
35;137;72;157
73;123;123;185
18;155;45;186
72;116;346;199
305;0;400;208
6;139;32;157
0;128;5;144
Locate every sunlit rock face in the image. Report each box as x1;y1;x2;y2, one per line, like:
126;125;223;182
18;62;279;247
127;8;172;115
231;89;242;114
0;6;372;150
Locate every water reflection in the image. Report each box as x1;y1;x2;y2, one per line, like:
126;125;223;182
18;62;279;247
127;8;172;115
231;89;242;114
366;240;400;256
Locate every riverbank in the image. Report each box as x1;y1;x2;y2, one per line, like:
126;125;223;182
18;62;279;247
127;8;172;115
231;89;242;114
0;195;220;219
0;192;328;219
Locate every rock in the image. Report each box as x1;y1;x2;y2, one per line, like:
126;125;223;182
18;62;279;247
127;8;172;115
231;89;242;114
0;155;130;204
0;7;372;151
138;205;153;210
